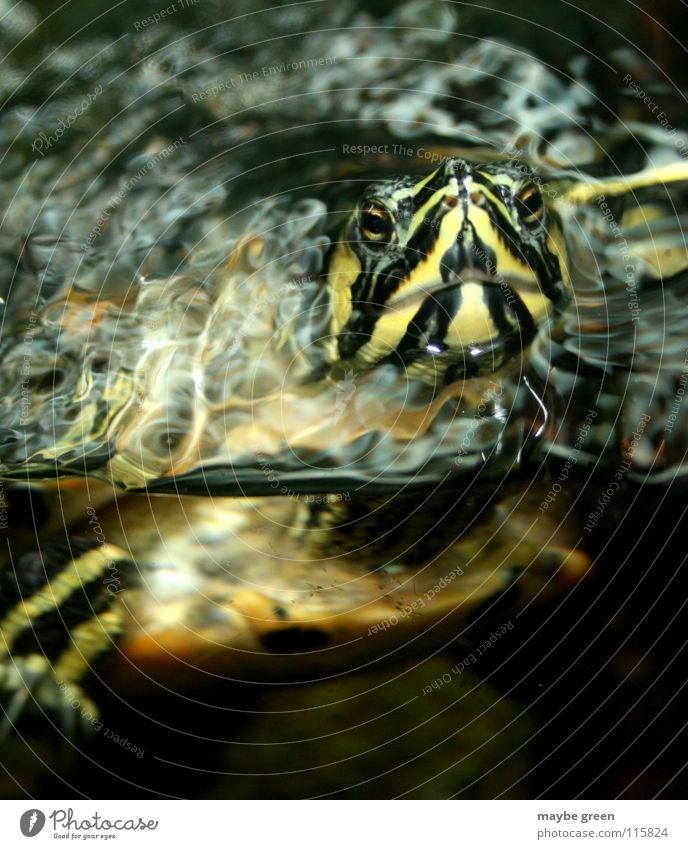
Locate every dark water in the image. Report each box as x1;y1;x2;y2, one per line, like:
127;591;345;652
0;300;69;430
1;0;688;799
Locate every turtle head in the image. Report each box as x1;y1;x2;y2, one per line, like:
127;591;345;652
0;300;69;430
327;157;570;382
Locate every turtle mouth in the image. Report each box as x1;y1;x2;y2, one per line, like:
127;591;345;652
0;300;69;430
383;274;481;310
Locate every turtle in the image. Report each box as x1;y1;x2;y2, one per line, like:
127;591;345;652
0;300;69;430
2;140;688;756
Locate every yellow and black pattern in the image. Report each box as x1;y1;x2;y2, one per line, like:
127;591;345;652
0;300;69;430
3;156;688;739
0;538;130;733
327;157;570;383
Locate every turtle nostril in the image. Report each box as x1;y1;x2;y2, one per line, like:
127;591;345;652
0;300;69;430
443;195;459;208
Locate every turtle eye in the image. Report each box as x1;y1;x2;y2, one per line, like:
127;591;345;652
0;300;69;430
516;184;545;228
359;202;395;246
